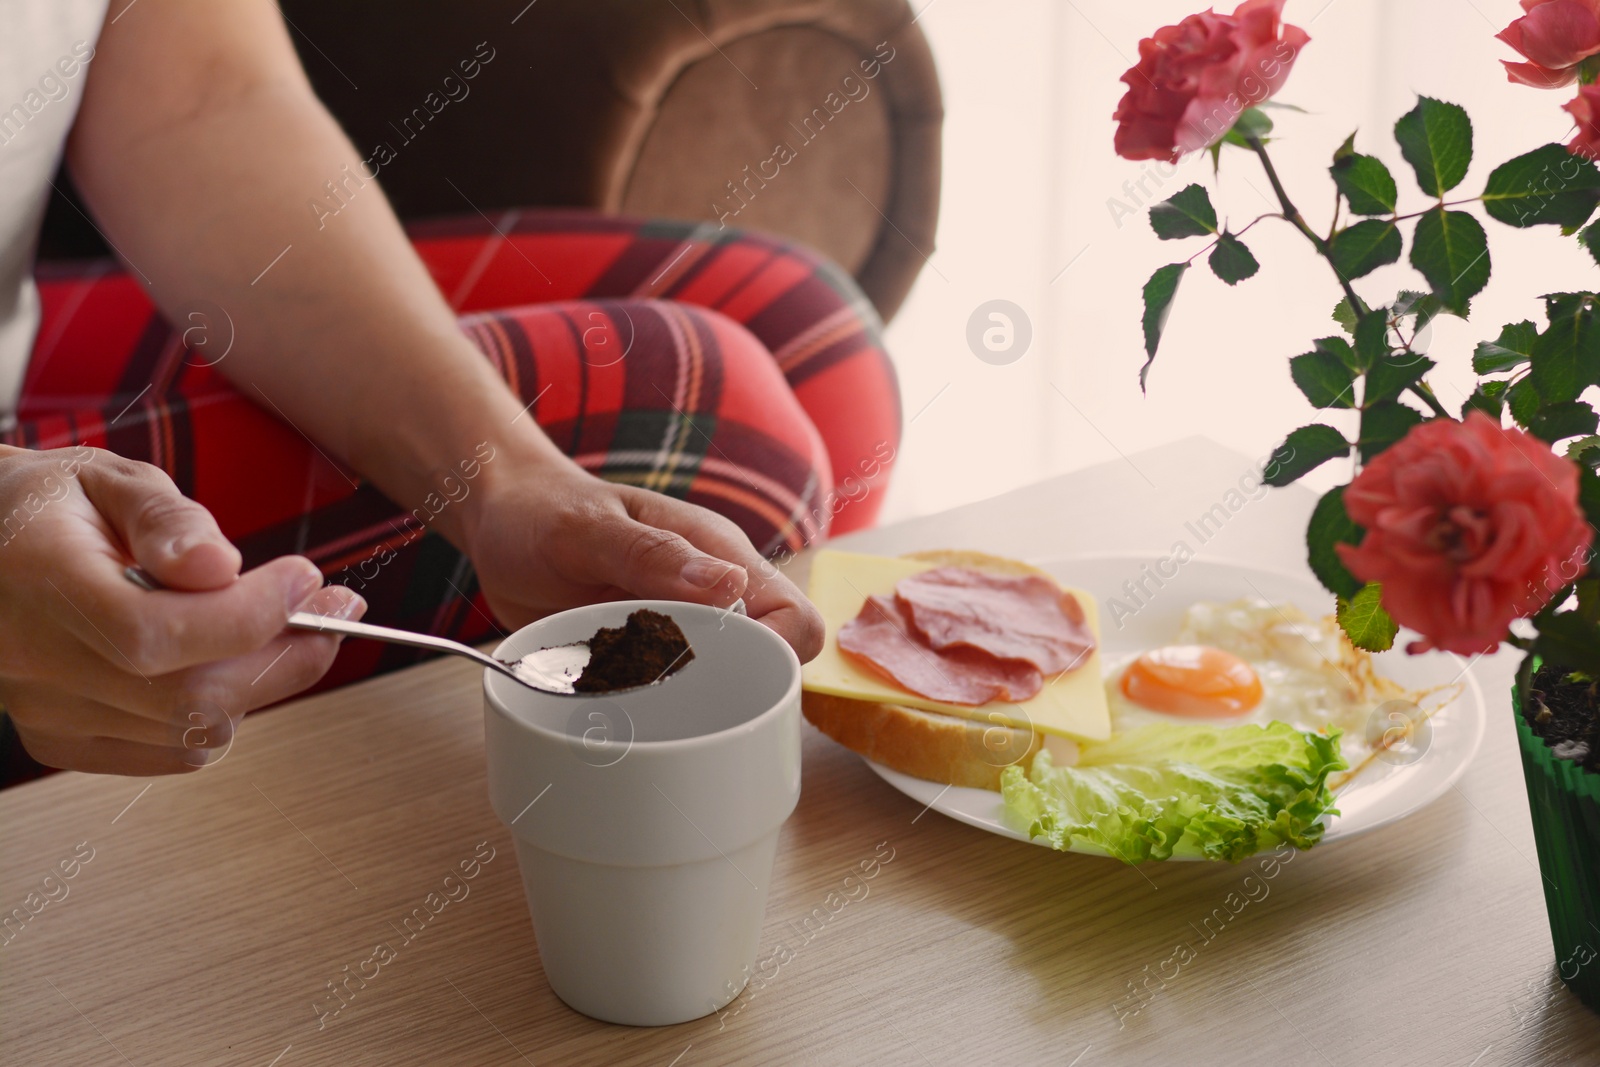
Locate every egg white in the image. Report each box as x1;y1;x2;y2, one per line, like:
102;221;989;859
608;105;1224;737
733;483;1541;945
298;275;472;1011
1105;598;1411;760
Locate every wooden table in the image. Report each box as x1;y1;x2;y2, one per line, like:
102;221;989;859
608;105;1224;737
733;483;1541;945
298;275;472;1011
3;438;1597;1066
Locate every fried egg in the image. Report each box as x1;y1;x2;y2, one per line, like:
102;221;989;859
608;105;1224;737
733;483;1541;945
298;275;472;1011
1106;598;1416;759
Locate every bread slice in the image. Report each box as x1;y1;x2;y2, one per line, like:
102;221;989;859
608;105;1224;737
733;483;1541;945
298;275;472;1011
802;690;1041;791
801;549;1070;791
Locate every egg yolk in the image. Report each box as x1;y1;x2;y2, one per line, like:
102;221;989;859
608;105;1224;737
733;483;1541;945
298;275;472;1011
1119;645;1263;718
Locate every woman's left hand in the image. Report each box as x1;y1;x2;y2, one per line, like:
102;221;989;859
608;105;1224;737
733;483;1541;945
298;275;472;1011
459;453;824;663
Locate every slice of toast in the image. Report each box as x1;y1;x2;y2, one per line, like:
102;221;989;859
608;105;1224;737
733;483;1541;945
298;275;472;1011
802;690;1041;791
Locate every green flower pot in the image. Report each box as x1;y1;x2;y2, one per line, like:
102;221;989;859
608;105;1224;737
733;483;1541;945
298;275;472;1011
1512;670;1600;1014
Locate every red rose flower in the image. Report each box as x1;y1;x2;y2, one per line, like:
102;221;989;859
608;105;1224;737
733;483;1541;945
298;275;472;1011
1113;0;1310;162
1497;0;1600;88
1565;83;1600;158
1336;412;1594;656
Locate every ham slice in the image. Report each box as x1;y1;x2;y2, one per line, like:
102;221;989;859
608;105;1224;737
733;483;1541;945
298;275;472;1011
895;567;1096;675
838;594;1044;706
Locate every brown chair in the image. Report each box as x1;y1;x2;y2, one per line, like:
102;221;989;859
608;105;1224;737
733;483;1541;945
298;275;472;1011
40;0;944;323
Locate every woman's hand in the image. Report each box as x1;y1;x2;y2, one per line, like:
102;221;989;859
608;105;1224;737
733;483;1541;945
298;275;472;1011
460;453;824;662
0;445;364;775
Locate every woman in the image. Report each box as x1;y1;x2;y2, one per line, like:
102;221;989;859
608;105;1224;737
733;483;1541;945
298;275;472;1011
0;1;899;778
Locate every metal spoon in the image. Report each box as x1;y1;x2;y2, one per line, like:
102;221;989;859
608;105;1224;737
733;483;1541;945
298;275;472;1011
123;564;741;696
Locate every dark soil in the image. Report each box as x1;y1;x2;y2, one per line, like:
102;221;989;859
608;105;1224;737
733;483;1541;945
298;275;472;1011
573;609;694;693
1525;664;1600;775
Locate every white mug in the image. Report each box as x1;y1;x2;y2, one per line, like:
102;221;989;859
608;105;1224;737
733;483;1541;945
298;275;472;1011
483;600;801;1026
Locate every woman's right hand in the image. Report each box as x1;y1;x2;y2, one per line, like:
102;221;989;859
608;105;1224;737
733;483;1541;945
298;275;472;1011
0;445;364;776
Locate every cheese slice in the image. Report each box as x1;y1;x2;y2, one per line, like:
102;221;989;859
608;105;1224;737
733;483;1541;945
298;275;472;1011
801;550;1111;742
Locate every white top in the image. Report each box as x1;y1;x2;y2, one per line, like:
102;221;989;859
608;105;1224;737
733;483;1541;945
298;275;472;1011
0;0;108;432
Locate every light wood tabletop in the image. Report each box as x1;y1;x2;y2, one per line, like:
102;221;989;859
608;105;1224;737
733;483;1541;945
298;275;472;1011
2;438;1597;1067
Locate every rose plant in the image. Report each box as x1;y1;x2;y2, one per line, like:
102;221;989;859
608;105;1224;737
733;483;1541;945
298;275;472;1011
1119;0;1600;674
1115;0;1600;1011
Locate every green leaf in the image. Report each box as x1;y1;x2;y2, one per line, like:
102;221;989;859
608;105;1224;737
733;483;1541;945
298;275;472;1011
1393;289;1447;328
1508;377;1541;427
1410;208;1490;315
1148;185;1218;240
1307;486;1364;600
1333;131;1358;163
1139;263;1188;391
1365;353;1435;406
1582;222;1600;267
1328;220;1402;280
1533;609;1600;675
1208;233;1260;285
1332;298;1359;335
1359;401;1424;461
1472;320;1538;374
1330;153;1399;215
1393;96;1473;197
1578;581;1600;631
1481;143;1600;231
1577;579;1600;629
1529;399;1600;443
1353;309;1392;371
1581;466;1600;532
1463;379;1509;418
1290;349;1357;408
1221;107;1275;147
1567;434;1600;463
1313;334;1360;371
1336;583;1399;652
1263;424;1350;487
1530;292;1600;404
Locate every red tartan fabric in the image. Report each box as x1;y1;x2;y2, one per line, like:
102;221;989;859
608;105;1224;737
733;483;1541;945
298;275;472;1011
1;212;899;766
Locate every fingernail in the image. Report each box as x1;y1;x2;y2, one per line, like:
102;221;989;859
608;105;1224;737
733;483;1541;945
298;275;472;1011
168;534;198;560
300;584;366;623
681;557;739;590
287;566;324;610
329;587;367;621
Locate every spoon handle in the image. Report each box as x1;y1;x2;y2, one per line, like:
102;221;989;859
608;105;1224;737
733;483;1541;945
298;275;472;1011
125;564;516;678
285;611;509;675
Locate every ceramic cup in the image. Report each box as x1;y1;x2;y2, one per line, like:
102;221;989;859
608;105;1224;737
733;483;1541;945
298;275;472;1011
483;600;801;1026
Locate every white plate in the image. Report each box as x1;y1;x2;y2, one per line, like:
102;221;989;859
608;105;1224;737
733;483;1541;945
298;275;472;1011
862;554;1488;859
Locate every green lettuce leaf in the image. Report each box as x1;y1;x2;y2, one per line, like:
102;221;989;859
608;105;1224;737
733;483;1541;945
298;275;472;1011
1000;721;1346;863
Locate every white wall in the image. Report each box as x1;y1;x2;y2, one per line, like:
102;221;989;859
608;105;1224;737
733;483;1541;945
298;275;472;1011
880;0;1591;523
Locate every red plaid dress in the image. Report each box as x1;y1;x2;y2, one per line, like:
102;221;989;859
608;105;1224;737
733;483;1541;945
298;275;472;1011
5;210;899;696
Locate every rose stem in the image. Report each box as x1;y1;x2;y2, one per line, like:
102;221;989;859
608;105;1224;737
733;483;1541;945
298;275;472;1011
1244;134;1450;421
1244;134;1364;312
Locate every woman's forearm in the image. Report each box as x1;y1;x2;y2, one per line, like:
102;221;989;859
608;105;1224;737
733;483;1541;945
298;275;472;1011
65;3;560;546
